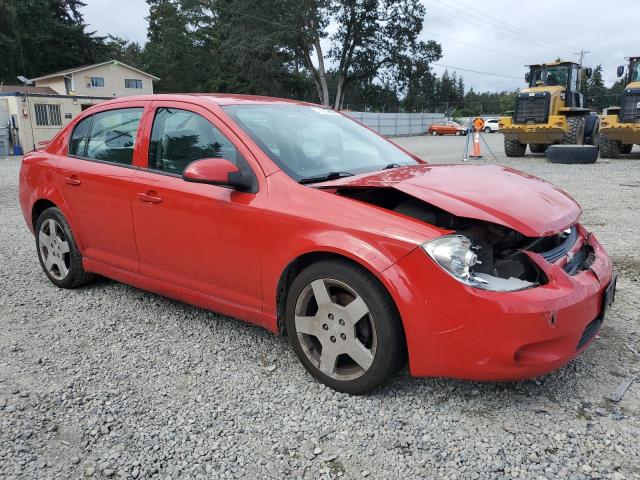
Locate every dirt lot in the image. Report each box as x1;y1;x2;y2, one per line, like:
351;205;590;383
1;134;639;479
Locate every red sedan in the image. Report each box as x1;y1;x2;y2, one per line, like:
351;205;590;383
427;121;468;136
19;94;615;394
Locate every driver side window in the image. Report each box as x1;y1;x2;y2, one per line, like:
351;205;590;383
148;108;240;175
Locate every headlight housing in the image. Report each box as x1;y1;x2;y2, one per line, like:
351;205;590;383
422;235;537;292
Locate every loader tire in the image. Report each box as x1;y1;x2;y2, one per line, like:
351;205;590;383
547;145;598;164
504;139;526;157
620;144;633;155
599;134;621;158
562;116;586;145
529;144;548;154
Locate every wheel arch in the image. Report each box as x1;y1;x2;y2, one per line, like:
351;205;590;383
29;195;85;252
274;249;406;344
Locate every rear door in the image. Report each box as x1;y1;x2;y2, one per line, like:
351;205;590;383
56;103;148;272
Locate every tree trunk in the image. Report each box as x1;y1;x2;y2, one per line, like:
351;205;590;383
334;75;345;110
313;37;330;106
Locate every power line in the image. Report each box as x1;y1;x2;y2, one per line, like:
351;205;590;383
574;49;591;66
427;0;571;54
423;30;530;61
431;63;522;80
441;0;580;52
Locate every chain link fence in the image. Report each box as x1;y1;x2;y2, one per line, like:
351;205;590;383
344;112;446;137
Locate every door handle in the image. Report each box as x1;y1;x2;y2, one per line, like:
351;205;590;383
64;176;81;186
137;192;162;204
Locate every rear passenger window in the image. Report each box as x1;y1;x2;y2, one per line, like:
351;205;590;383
85;108;143;165
148;108;241;174
69;116;92;157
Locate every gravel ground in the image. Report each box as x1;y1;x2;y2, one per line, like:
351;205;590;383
1;135;639;479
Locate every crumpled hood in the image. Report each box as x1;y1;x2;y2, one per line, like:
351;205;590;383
315;164;581;237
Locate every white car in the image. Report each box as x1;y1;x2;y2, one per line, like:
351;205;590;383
483;119;500;133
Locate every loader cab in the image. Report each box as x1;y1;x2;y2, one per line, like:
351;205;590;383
627;57;640;83
527;62;581;91
526;62;586;108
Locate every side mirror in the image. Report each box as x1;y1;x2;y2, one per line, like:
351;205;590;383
585;67;593;79
617;65;625;78
525;73;531;83
182;158;254;192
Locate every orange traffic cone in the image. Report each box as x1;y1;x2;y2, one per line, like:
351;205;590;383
469;131;483;159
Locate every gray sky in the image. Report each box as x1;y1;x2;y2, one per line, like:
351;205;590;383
81;0;640;92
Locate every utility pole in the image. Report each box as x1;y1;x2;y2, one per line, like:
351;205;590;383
574;49;590;67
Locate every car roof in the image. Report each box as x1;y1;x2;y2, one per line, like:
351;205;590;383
85;93;322;109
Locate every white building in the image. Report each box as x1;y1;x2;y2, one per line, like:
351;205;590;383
0;61;158;154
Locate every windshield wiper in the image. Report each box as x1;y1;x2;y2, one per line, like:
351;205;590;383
383;163;402;170
298;171;354;184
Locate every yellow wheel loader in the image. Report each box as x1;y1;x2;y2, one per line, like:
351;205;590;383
599;57;640;158
499;61;598;157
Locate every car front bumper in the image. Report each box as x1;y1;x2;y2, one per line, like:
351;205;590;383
382;228;614;381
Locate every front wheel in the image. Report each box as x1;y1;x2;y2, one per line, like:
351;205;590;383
431;130;438;136
599;134;621;158
563;116;586;145
484;127;492;133
455;130;462;136
504;138;526;157
286;260;406;394
35;207;94;288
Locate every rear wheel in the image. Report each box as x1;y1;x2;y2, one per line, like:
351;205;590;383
599;134;621;158
529;144;549;154
483;126;492;133
35;207;94;288
504;138;526;157
563;116;586;145
621;144;633;155
286;259;405;395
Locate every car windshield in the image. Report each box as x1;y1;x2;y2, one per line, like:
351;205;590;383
223;104;418;182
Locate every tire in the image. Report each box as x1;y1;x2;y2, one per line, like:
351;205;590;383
584;115;600;147
35;207;94;288
562;116;586;145
483;127;492;133
455;130;461;136
546;145;598;164
529;144;548;154
504;138;526;157
599;134;621;158
431;130;438;136
285;259;406;395
620;144;633;155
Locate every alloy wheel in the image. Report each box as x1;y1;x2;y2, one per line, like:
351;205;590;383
38;218;71;280
294;278;377;381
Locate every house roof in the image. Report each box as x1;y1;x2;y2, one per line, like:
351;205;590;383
0;84;58;95
31;60;160;82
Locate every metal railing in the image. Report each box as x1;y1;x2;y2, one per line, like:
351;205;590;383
344;112;446;137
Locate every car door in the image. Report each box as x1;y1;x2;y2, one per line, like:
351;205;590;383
56;103;147;272
130;101;265;309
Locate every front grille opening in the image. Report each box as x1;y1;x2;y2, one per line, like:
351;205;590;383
619;90;640;123
577;314;603;351
514;93;550;124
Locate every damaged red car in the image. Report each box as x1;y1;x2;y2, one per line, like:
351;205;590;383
19;94;616;394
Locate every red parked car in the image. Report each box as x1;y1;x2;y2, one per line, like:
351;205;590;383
19;94;615;394
427;121;468;136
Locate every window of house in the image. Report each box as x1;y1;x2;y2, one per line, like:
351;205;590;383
90;77;104;87
84;108;143;165
125;79;143;89
69;115;92;156
34;104;62;127
148;108;241;174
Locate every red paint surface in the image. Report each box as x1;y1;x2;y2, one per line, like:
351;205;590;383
18;94;614;381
